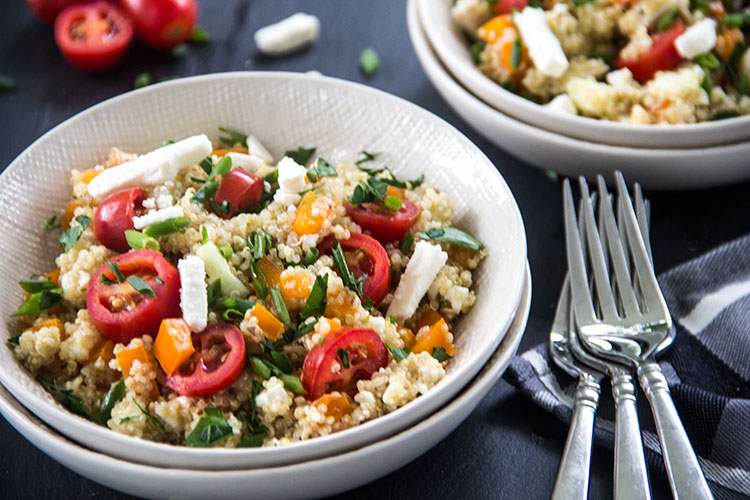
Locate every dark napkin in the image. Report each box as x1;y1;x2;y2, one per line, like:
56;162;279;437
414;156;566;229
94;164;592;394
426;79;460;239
504;234;750;500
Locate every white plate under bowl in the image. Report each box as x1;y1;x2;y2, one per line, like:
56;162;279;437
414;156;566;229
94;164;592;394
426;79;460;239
408;0;750;190
0;265;530;500
418;0;750;149
0;72;527;469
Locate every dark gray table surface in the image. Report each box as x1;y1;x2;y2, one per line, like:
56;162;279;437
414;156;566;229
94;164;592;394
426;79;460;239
2;1;749;498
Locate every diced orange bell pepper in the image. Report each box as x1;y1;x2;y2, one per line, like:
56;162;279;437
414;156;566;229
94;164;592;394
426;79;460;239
386;185;405;200
154;318;195;376
62;201;82;229
501;37;529;75
249;304;285;340
316;317;343;336
325;299;358;322
398;326;416;348
31;318;65;338
211;146;248;157
293;192;336;236
116;343;158;399
257;257;283;289
280;271;312;304
477;15;513;45
412;318;456;357
79;169;101;185
87;338;115;364
716;28;744;62
415;309;444;330
313;392;353;420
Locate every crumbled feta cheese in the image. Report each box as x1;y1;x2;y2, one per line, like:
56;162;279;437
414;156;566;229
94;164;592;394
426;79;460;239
451;0;492;35
254;13;320;56
606;68;638;89
226;152;265;173
178;256;208;332
246;135;274;164
513;7;569;78
387;241;448;322
273;156;307;204
544;94;578;115
141;197;157;210
674;19;717;59
156;193;173;209
87;135;212;200
566;77;620;116
132;205;184;230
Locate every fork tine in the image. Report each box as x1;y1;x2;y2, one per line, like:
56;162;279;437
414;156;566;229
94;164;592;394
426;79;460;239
578;177;619;321
614;172;670;323
634;183;652;264
563;179;597;326
596;176;640;317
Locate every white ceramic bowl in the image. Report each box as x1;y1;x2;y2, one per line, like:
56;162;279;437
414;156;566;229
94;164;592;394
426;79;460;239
408;0;750;190
0;264;530;500
418;0;750;149
0;72;527;469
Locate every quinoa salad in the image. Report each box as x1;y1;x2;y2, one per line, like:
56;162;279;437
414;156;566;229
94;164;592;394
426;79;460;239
7;129;487;448
452;0;750;123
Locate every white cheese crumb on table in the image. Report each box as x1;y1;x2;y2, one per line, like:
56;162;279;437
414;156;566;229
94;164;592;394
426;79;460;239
254;13;320;56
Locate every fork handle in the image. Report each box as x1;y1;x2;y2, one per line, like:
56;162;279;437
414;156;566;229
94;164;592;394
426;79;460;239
612;369;651;500
551;374;600;500
637;362;714;500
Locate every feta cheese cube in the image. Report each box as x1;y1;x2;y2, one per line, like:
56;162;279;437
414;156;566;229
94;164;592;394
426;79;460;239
606;68;638;89
226;152;265;173
513;7;569;78
87;135;212;200
674;19;717;59
273;156;307;205
545;94;578;115
387;241;448;322
132;205;184;230
254;13;320;56
246;135;274;164
178;256;208;332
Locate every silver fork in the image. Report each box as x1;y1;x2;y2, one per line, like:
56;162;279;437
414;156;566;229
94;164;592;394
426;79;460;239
563;173;713;500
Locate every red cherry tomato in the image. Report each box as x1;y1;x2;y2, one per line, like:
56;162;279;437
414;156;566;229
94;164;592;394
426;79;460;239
212;168;264;219
120;0;197;50
615;21;685;83
94;187;145;253
494;0;527;14
165;324;246;397
345;199;419;244
25;0;77;24
87;250;181;344
339;233;391;305
301;327;388;400
54;2;134;72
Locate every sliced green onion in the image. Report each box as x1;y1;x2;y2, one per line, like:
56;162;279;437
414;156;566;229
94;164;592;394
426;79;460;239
511;37;523;69
383;195;403;211
300;274;328;319
387;344;411;362
188;26;211;45
144;217;190;238
126;276;156;297
270;286;290;324
125;230;160;251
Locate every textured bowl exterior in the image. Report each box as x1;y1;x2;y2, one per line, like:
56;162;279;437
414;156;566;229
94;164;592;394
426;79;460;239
0;72;527;469
0;264;530;500
409;0;750;190
419;0;750;149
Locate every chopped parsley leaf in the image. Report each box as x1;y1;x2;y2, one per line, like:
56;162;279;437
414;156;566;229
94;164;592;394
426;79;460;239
355;151;382;165
337;348;350;369
45;215;61;230
418;227;483;251
300;274;328;319
59;215;90;252
218;126;247;147
387;344;412;362
185;408;233;447
284;146;317;166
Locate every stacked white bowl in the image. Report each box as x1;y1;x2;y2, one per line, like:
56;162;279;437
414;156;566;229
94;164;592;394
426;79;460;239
409;0;750;190
0;73;531;499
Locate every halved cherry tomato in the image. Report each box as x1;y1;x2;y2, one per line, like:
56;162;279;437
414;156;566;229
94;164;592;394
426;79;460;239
301;327;388;400
345;199;419;244
86;250;181;344
494;0;527;14
120;0;197;50
212;168;263;218
165;324;246;397
25;0;77;24
54;2;134;72
94;187;145;253
339;233;390;305
615;21;685;83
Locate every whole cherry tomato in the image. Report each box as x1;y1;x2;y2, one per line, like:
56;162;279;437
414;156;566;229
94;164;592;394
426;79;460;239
25;0;78;24
212;168;264;218
345;198;419;244
120;0;197;50
94;187;145;253
165;324;246;397
301;327;388;400
87;250;181;344
54;2;134;71
338;233;391;305
615;21;685;83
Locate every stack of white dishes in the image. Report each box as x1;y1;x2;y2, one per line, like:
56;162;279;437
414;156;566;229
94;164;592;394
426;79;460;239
409;0;750;190
0;72;531;499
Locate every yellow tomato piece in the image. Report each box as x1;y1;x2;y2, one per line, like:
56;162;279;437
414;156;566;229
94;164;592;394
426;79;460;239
257;257;282;290
293;192;336;236
250;304;285;340
415;309;444;331
412;318;456;357
313;392;353;420
87;339;115;364
62;200;82;230
280;271;312;303
477;15;512;45
211;146;248;157
154;318;195;376
79;168;101;185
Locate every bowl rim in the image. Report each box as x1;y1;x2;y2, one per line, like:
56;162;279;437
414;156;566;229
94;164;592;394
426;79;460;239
0;70;528;468
418;0;750;148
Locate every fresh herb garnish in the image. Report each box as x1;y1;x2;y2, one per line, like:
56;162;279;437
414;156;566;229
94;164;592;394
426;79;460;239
18;278;58;294
387;344;412;362
710;110;740;121
348;176;388;206
199;156;213;175
510;37;523;69
188;26;211;45
98;379;125;425
307;157;338;182
400;232;414;254
45;215;61;230
125;230;160;251
0;74;16;92
59;215;90;252
132;397;164;429
6;334;21;347
357;165;385;175
144;217;190;238
694;53;719;70
337;348;350;369
544;170;560;183
249;355;307;394
432;347;453;362
162;140;175;147
13;289;63;316
470;41;486;66
201;225;209;245
284;146;317;166
657;9;679;32
383;195;403;211
303;247;319;266
270;286;290;324
105;262;126;282
247;231;273;261
184;408;233;447
192;156;232;205
355;151;382;165
689;0;711;13
332;241;364;298
729;42;748;72
739;75;750;97
126;276;156;296
300;274;328;319
359;47;380;77
218;246;233;260
570;0;594;5
101;262;155;296
155;277;164;285
272;319;318;349
271;351;294;374
418;227;483;250
249;260;269;298
724;13;750;28
218;127;247;147
134;72;152;89
37;376;91;420
362;297;374;313
237;381;268;447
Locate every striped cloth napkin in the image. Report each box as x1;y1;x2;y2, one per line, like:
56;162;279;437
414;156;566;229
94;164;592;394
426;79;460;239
504;234;750;500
